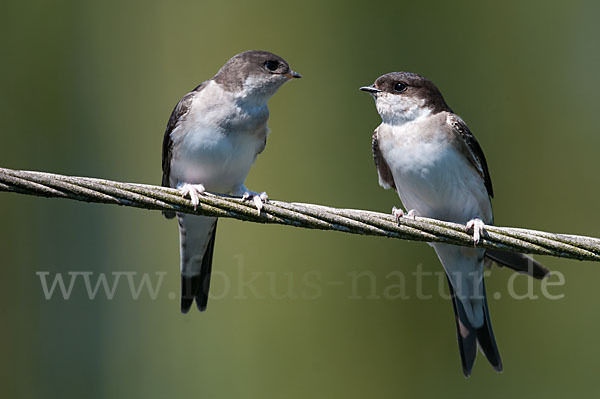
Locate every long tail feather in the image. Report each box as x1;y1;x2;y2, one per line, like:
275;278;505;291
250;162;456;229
195;223;217;311
179;216;218;313
447;276;502;377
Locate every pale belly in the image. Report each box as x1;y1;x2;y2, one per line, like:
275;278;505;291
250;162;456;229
169;125;262;194
380;128;492;224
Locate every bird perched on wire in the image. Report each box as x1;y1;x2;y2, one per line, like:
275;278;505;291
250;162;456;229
161;50;301;313
360;72;549;377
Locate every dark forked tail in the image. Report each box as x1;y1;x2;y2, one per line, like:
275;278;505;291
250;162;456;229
447;276;502;377
181;221;218;313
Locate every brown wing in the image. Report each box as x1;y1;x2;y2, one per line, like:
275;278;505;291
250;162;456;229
447;114;494;198
161;82;206;218
372;126;396;190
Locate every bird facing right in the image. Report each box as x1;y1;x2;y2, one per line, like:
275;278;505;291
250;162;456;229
162;50;301;314
360;72;549;377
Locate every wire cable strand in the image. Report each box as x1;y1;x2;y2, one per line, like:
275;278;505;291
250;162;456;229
1;167;598;262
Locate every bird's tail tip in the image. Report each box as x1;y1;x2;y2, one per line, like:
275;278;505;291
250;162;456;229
449;278;502;377
180;275;208;314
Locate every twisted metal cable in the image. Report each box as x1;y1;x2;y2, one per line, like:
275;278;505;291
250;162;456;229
1;167;599;262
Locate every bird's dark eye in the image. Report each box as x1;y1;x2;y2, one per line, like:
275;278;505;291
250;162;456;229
394;82;407;93
264;60;279;72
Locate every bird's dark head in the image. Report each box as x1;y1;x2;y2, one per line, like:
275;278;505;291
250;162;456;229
214;50;301;101
360;72;450;124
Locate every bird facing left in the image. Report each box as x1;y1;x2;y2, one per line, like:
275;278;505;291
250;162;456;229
360;72;549;377
161;50;302;313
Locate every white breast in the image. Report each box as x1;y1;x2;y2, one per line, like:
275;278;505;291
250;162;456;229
169;81;268;194
378;118;492;224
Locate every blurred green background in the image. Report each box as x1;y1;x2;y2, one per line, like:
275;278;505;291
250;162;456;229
1;0;599;397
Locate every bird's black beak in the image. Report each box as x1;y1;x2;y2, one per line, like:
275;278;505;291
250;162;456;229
360;85;381;94
285;71;303;79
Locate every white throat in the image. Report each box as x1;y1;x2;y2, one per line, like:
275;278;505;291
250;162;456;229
236;75;285;107
375;93;431;126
